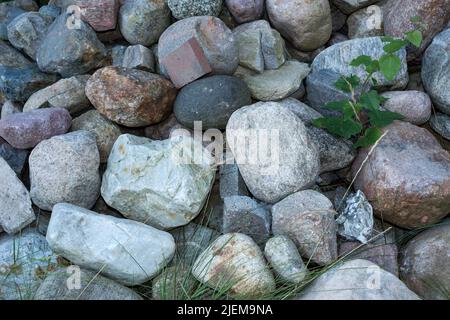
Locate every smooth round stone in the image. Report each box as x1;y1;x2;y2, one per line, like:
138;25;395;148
430;113;450;140
225;0;264;23
347;5;384;39
381;91;432;125
174;75;251;130
266;0;332;51
158;16;239;77
85;66;177;127
119;0;171;46
0;107;71;149
168;0;223;19
29;130;101;211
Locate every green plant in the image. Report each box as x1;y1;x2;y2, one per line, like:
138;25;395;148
313;17;425;148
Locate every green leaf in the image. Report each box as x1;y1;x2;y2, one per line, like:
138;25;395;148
360;90;382;111
323;100;349;111
351;55;373;67
383;39;408;53
354;127;383;149
313;117;362;140
410;15;422;24
379;54;402;81
381;36;395;43
405;30;422;48
368;110;404;127
334;75;360;93
365;60;380;74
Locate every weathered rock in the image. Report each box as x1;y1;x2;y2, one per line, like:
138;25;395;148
0;107;72;149
219;163;249;199
192;233;275;298
122;44;155;72
272;190;338;266
145;114;189;140
430;113;450;140
168;0;223;19
111;44;127;67
264;236;307;284
170;223;220;265
174;75;251;130
85;67;176;127
225;0;264;23
297;259;420;300
330;2;347;32
36;13;107;77
13;0;38;11
277;98;322;124
0;157;34;234
223;196;270;246
71;0;119;32
7;12;52;60
233;20;286;72
0;38;32;67
235;60;310;101
101;134;215;230
119;0;171;46
0;228;59;300
0;137;28;175
158;16;239;77
352;121;450;229
39;4;61;20
266;0;332;51
0;3;25;40
312;37;408;89
23;75;91;115
384;0;450;62
1;100;21;118
339;242;399;276
226;102;320;203
46;203;175;286
332;0;380;14
71;110;122;163
35;267;143;300
422;29;450;115
399;222;450;300
152;266;196;299
29;131;100;211
347;5;384;39
380;91;431;125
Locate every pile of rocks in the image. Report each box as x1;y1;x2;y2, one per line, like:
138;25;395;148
0;0;449;300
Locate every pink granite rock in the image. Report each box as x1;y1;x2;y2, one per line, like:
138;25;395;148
225;0;264;24
75;0;119;32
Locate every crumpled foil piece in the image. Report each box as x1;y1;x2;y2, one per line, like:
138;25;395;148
336;190;374;243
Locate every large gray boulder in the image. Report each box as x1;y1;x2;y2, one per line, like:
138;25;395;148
101;134;216;230
297;259;420;300
226;102;320;203
46;203;175;286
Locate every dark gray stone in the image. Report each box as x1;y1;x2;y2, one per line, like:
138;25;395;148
430;113;450;140
219;163;249;199
223;195;271;246
174;75;252;130
0;137;28;176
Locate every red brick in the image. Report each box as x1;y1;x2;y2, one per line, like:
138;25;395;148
161;37;212;89
75;0;119;32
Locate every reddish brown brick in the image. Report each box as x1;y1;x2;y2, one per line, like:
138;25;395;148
161;37;212;89
75;0;119;32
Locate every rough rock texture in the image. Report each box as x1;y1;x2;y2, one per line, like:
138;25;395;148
347;5;384;39
272;190;338;266
39;4;60;20
158;16;238;77
399;222;450;300
192;233;275;298
223;196;271;246
168;0;223;19
174;75;251;130
85;67;176;127
430;113;450;140
7;11;52;60
71;110;122;163
233;20;286;72
219;163;249;199
332;0;380;14
422;29;450;115
297;259;420;300
0;3;25;40
0;137;28;175
0;157;35;234
72;0;119;32
381;91;432;125
226;102;320;203
277;98;322;124
23;75;91;115
29;131;101;211
266;0;332;51
235;61;310;101
119;0;171;46
36;13;107;77
122;44;155;72
312;37;408;89
225;0;264;24
0;107;72;149
384;0;450;62
46;203;175;286
35;267;143;300
101;134;215;230
0;228;59;300
264;236;307;284
352;121;450;229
